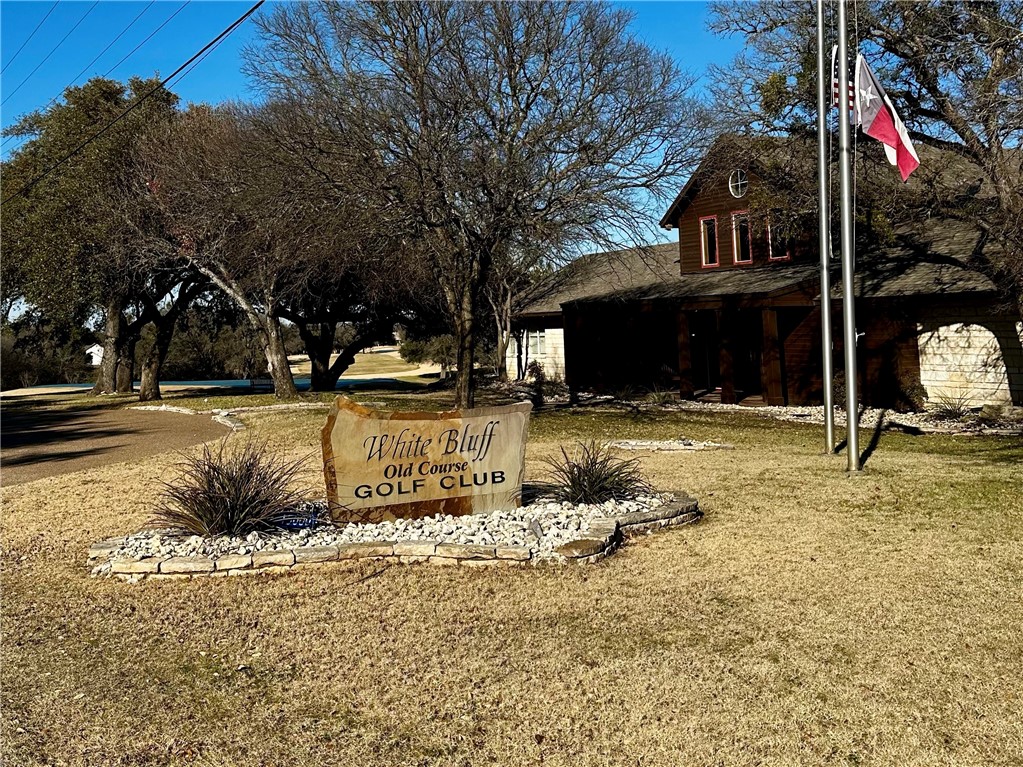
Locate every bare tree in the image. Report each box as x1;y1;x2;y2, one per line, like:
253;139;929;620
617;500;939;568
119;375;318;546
248;0;711;407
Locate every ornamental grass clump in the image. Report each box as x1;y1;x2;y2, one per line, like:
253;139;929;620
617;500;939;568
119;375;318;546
153;438;309;537
543;440;651;505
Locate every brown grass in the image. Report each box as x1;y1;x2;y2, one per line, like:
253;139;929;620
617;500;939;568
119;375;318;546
2;404;1022;766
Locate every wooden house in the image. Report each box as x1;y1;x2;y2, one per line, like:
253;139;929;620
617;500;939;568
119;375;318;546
509;137;1023;409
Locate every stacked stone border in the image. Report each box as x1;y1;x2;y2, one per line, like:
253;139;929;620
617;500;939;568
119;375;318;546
88;495;701;583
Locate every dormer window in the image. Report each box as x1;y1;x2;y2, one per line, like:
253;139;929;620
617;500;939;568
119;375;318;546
700;216;718;267
728;169;748;198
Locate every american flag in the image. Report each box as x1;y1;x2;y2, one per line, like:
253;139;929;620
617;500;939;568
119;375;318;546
832;79;856;111
830;45;856;114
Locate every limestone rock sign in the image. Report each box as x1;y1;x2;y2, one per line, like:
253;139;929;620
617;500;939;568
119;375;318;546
321;396;532;523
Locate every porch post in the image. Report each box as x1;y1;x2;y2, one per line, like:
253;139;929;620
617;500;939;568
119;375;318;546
718;310;736;404
761;308;785;405
563;305;580;404
676;309;694;399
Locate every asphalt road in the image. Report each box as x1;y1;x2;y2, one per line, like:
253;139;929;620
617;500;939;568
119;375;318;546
0;395;230;486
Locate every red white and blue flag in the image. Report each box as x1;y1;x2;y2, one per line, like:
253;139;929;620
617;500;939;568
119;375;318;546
832;50;920;181
853;54;920;181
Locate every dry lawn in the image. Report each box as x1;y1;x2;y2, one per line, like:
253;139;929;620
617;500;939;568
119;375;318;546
2;401;1022;766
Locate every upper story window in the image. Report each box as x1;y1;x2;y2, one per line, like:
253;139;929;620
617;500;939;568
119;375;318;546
728;169;748;198
700;216;718;267
767;214;792;261
527;329;546;357
732;212;752;264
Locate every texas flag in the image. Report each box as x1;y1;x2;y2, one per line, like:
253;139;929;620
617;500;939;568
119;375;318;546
854;54;920;181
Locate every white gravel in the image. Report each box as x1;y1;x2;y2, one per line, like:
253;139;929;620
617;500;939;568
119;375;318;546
111;495;672;562
625;400;1023;433
611;438;732;451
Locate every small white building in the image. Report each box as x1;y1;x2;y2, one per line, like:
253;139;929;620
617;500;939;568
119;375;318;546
85;343;104;367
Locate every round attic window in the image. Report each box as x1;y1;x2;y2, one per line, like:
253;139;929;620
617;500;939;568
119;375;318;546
728;169;748;198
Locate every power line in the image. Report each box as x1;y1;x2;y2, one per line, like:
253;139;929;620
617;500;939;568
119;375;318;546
1;1;59;75
165;21;235;92
62;1;158;97
102;2;190;78
3;0;266;205
2;1;158;149
1;2;100;106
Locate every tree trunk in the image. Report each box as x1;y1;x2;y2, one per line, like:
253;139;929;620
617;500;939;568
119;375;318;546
298;321;339;392
138;317;177;402
116;335;137;393
91;296;126;395
263;316;299;398
453;296;476;408
514;328;525;380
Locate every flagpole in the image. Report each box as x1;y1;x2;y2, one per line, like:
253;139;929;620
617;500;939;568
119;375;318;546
837;0;861;472
816;0;836;455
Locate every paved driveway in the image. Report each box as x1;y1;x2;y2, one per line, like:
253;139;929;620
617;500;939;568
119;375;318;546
0;395;230;486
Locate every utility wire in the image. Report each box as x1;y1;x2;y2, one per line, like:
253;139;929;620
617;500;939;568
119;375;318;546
102;2;190;78
166;32;229;91
2;2;100;106
1;1;59;75
61;1;158;99
3;0;266;205
2;1;157;149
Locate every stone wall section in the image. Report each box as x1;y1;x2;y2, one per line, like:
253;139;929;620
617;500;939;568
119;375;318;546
88;495;701;583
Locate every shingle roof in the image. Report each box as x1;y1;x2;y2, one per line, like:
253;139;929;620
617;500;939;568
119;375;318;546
517;221;996;315
838;219;997;298
567;263;820;306
515;242;679;317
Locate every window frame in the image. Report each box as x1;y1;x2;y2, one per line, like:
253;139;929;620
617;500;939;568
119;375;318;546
728;169;749;199
731;210;753;266
699;215;720;269
527;329;546;358
766;217;792;262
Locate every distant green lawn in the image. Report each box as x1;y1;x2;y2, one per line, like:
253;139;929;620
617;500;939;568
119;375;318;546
288;351;420;377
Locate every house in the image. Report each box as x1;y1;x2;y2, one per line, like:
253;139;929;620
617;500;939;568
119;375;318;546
85;343;104;367
504;242;678;381
508;137;1023;408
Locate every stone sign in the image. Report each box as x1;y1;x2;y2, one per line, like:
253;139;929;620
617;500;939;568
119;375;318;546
321;396;532;523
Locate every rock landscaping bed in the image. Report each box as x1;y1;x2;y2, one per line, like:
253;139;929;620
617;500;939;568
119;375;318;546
607;399;1023;435
88;493;701;582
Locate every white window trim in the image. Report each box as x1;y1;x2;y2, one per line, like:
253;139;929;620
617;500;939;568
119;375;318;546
700;215;719;268
766;217;792;261
731;211;752;265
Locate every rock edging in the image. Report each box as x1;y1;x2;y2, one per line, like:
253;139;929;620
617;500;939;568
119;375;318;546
88;495;701;582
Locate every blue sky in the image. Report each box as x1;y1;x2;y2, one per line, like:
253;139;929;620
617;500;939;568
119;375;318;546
1;1;742;159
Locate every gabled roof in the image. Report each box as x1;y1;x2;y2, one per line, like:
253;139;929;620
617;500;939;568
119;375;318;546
515;242;679;318
658;134;802;229
659;133;1008;230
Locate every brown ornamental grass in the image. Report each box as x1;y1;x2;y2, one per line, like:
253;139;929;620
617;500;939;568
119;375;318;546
543;439;652;504
152;437;309;537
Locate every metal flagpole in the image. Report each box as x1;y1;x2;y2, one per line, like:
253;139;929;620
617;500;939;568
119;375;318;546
816;0;836;454
837;0;861;472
